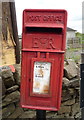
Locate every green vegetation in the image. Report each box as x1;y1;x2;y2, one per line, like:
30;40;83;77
66;47;81;63
75;32;84;38
65;32;82;63
75;32;84;44
67;47;81;51
70;55;81;63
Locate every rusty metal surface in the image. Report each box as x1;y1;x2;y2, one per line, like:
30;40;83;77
33;62;51;94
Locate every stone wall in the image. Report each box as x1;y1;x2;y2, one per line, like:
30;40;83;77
1;59;81;119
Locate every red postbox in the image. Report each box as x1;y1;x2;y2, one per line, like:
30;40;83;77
20;9;67;111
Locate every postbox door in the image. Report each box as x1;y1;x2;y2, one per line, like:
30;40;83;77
23;51;64;110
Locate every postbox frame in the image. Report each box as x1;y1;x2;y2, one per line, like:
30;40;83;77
30;57;54;97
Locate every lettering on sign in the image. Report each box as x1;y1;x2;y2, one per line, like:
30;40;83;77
27;15;41;21
32;37;56;49
27;15;63;23
43;15;62;22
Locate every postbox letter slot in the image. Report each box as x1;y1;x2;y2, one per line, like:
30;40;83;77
25;27;63;34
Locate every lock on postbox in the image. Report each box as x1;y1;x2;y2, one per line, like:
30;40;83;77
20;9;67;111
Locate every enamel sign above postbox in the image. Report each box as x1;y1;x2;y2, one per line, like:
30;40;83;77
20;9;67;111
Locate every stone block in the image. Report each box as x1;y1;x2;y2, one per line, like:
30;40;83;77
64;59;78;79
62;89;72;102
62;99;75;106
2;103;15;118
68;88;76;95
72;103;80;116
19;111;36;118
46;111;57;118
2;80;6;96
58;106;71;114
75;112;81;118
2;91;20;107
2;69;15;88
69;78;79;88
2;69;13;79
8;107;24;118
0;109;2;120
53;114;65;118
6;85;19;93
13;69;20;85
63;77;70;87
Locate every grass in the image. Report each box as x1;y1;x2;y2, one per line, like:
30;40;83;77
71;55;81;63
66;47;81;63
67;47;81;52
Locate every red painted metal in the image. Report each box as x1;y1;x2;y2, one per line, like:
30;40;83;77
20;9;67;111
9;65;15;73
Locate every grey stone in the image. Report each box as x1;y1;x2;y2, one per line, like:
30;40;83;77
2;91;20;107
68;115;75;118
75;87;80;90
75;112;81;118
19;111;36;118
2;95;6;99
62;89;72;102
58;106;71;114
2;109;10;119
63;77;70;87
64;113;70;118
0;109;2;120
46;111;57;118
75;87;80;97
13;69;20;85
64;59;78;79
4;77;15;88
0;76;2;101
72;103;80;116
2;69;15;88
62;99;75;106
68;88;76;95
6;85;19;93
8;107;24;118
2;69;13;79
53;114;65;118
2;103;15;118
2;80;6;96
0;104;1;110
64;61;68;66
69;78;79;87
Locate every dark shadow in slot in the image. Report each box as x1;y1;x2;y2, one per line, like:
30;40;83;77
25;27;62;34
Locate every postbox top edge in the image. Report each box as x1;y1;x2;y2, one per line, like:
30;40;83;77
23;9;67;14
24;23;64;29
